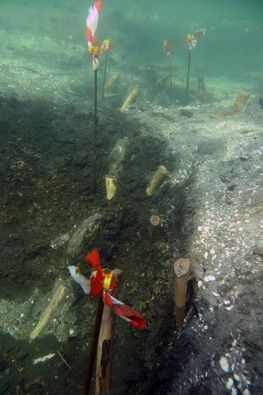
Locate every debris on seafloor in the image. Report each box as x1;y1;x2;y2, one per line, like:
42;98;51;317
254;243;263;256
68;266;90;294
103;74;119;95
67;214;102;255
120;86;139;112
259;97;263;109
179;109;194;118
231;93;250;113
196;74;206;102
210;92;250;119
173;258;192;328
146;68;158;99
149;214;161;239
219;355;230;372
29;283;67;340
105;138;128;201
33;353;55;365
146;165;168;197
105;176;117;200
204;274;216;282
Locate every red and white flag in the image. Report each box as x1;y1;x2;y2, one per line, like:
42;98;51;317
86;1;103;70
68;248;147;330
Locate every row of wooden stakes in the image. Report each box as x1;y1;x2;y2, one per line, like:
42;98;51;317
106;164;168;200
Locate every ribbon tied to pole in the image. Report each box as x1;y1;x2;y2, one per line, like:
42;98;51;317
69;249;146;330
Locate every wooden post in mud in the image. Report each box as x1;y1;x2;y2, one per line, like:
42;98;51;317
95;269;121;395
174;258;191;329
101;51;109;98
185;49;192;103
92;69;98;194
120;87;139;112
29;283;66;341
84;296;104;395
169;56;172;89
146;165;168;197
95;303;114;395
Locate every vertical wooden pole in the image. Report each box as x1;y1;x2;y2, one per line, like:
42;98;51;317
185;50;192;103
95;304;114;395
174;258;191;329
93;69;98;194
169;56;172;89
101;51;108;98
83;296;104;395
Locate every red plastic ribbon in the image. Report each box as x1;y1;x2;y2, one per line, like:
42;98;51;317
85;249;146;330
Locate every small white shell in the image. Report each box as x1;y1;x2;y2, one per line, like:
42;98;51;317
226;378;234;389
219;356;230;372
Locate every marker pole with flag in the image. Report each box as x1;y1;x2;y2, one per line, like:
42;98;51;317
86;1;103;194
184;29;206;104
69;249;146;394
185;46;192;104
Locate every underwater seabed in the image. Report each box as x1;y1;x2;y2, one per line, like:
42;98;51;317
0;76;262;395
0;68;263;395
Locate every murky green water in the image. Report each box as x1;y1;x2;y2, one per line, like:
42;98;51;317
0;1;263;394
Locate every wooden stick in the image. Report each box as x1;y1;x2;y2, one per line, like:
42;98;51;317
146;165;168;197
119;87;139;112
30;284;66;340
92;69;98;194
95;303;114;395
84;296;104;395
101;51;109;98
103;75;119;94
174;258;191;329
169;56;172;89
185;50;192;103
95;270;121;394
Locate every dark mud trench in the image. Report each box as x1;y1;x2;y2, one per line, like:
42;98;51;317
0;95;191;394
0;95;263;395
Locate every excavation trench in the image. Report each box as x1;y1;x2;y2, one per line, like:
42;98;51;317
0;96;263;395
0;96;200;394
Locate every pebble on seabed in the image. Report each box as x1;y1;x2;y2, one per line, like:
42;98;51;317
219;356;230;372
226;377;234;389
242;389;251;395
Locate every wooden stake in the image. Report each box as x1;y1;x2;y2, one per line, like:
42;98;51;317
95;269;121;395
84;296;104;395
146;165;168;197
95;303;114;395
120;87;139;112
174;258;191;329
30;284;66;340
103;75;119;95
169;56;172;89
101;51;109;98
185;49;192;103
93;69;98;194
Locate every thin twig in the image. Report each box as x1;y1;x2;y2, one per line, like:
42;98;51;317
57;350;71;369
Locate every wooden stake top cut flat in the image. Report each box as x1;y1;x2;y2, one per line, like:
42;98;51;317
174;258;191;278
149;215;161;226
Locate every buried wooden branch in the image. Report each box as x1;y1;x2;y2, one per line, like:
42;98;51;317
146;165;168;197
92;69;98;194
120;87;139;112
29;283;67;340
185;49;192;104
173;258;191;329
103;75;119;95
